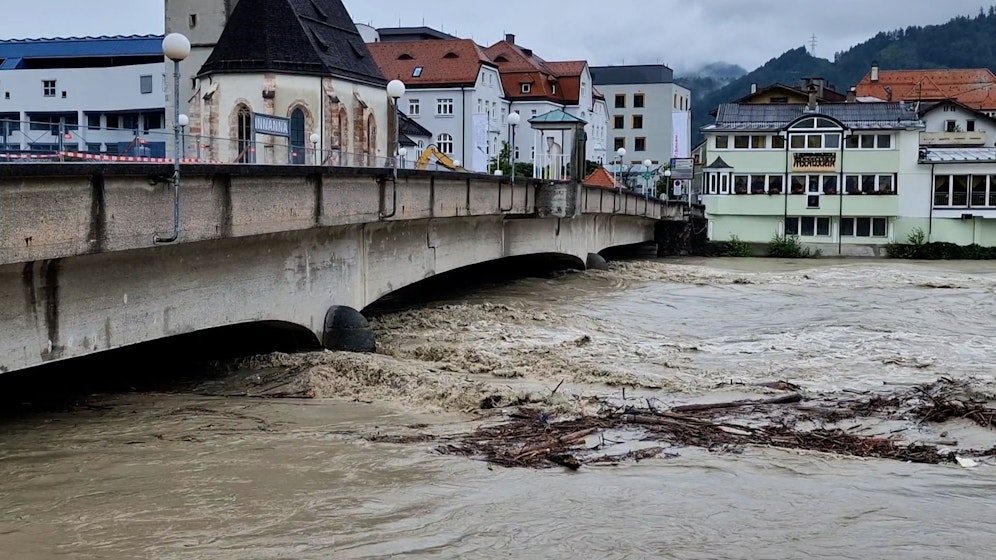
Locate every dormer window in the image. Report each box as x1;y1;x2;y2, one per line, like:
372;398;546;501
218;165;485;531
495;55;509;63
444;52;459;59
398;53;414;60
521;83;531;94
413;67;423;78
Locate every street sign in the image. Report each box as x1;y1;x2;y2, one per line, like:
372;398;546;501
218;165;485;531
670;157;694;180
253;113;291;137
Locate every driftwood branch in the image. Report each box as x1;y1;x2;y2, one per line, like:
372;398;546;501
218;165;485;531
670;393;803;413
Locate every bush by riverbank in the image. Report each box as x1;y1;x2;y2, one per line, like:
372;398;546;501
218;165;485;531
887;227;996;259
706;235;821;258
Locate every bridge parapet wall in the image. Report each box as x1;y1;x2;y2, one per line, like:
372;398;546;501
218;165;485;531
0;164;668;266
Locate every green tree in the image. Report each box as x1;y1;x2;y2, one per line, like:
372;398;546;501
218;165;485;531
488;141;534;179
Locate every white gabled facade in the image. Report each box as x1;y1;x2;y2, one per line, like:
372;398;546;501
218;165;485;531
395;65;505;171
919;100;993;145
368;33;609;175
590;94;609;163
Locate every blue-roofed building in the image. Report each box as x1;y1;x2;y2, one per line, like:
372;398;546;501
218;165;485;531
698;90;996;254
0;35;168;157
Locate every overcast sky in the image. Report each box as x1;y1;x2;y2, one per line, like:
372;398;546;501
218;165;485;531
0;0;989;74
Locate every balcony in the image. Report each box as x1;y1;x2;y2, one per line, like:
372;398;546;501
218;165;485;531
920;131;988;147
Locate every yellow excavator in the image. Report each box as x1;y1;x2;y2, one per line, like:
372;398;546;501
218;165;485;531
415;145;466;171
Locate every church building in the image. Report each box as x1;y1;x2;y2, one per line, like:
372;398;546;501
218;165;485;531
170;0;390;165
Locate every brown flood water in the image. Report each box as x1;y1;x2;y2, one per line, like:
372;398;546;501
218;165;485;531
2;258;996;559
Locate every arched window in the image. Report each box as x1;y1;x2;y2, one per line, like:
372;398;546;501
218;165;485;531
290;107;306;164
788;116;844;150
437;133;454;155
336;109;348;151
366;114;377;163
236;104;252;163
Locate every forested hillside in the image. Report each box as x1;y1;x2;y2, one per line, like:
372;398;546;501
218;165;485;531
680;7;996;143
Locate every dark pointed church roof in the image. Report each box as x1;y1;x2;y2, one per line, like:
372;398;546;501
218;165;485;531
198;0;386;86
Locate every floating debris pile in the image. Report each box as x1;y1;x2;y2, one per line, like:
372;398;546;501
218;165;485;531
436;379;996;470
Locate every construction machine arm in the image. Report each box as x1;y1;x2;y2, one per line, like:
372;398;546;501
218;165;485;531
415;145;462;171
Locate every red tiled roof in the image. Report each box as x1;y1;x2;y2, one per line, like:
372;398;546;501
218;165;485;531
368;39;492;87
583;167;620;190
484;40;553;73
855;68;996;110
484;40;586;104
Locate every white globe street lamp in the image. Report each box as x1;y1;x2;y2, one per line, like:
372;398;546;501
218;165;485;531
642;159;653;197
387;79;406;179
507;111;521;185
178;114;189;159
387;79;406;100
310;132;321;164
155;32;191;244
614;147;627;190
162;33;191;61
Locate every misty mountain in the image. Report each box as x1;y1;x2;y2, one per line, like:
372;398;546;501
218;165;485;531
688;6;996;144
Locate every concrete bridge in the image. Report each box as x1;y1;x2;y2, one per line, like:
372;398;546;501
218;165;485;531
0;163;686;374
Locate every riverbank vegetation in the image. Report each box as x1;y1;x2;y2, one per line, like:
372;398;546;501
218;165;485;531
767;235;822;258
706;234;823;258
888;227;996;259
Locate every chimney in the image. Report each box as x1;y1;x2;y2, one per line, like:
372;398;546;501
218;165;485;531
505;33;516;44
807;84;818;111
750;83;757;94
811;77;826;97
871;61;880;83
847;86;857;103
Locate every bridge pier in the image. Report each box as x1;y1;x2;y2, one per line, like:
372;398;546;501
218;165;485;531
586;253;609;271
322;306;376;353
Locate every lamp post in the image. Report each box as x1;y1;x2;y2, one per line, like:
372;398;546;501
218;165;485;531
398;147;407;169
507;111;521;185
178;113;189;159
155;32;190;244
387;79;406;181
663;168;673;200
615;147;626;191
310;132;320;165
642;158;653;197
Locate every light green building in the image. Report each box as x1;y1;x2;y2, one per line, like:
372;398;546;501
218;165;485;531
698;98;996;255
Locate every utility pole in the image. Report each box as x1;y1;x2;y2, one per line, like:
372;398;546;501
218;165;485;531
809;34;818;57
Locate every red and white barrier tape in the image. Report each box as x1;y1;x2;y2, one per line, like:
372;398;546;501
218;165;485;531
58;151;220;163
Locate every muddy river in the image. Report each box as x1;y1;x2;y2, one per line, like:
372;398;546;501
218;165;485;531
2;258;995;559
